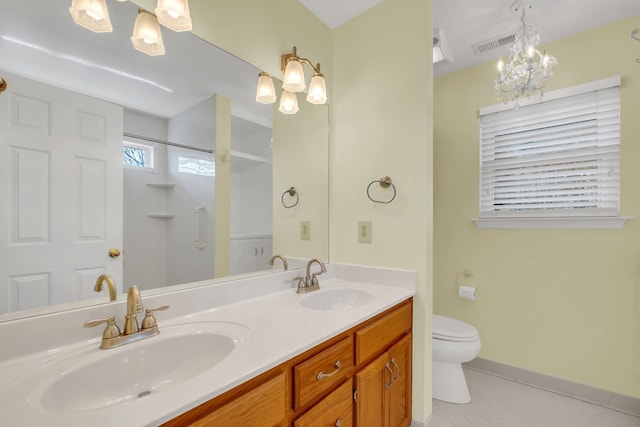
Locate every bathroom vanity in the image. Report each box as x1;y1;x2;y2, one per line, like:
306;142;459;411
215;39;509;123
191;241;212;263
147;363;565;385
164;299;413;426
0;264;415;427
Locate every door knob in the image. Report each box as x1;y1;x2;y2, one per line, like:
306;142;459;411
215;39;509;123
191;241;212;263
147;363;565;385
108;248;121;258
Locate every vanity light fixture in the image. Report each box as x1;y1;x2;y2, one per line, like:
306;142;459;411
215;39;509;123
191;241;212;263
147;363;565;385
69;0;113;33
155;0;192;32
256;46;328;114
69;0;191;56
131;9;165;56
494;0;557;105
256;72;277;104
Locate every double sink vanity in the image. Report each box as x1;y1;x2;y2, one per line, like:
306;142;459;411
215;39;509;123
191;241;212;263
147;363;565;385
0;263;415;426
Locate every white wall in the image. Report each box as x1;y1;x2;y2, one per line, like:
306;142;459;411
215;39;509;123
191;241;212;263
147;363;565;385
166;97;217;285
123;109;170;291
230;116;273;237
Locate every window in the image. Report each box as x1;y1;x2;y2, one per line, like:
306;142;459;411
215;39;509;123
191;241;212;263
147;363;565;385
476;77;624;229
123;141;154;169
178;156;215;176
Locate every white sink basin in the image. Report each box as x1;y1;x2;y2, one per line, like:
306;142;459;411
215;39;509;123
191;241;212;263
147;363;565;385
299;287;372;310
4;321;252;414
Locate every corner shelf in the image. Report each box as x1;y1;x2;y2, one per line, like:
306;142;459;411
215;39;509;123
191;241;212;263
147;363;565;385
146;213;176;219
146;183;176;189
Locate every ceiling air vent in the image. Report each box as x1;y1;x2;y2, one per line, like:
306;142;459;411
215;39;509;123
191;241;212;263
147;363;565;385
472;32;516;56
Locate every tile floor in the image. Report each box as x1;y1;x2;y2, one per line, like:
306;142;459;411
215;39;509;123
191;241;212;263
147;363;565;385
430;369;640;427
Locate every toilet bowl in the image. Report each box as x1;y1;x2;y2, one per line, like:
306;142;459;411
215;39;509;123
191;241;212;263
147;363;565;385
432;314;481;404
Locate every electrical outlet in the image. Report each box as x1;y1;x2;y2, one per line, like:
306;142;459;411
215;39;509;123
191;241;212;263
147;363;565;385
358;220;372;243
300;221;310;240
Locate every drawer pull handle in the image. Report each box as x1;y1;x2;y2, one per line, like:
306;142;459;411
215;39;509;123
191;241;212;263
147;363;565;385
335;420;342;427
317;360;342;381
385;362;393;390
391;357;400;384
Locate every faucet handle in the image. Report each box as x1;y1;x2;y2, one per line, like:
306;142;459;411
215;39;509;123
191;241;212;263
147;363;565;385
83;315;121;339
141;305;170;330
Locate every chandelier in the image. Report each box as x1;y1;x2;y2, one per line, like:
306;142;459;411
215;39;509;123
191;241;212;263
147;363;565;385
495;0;557;105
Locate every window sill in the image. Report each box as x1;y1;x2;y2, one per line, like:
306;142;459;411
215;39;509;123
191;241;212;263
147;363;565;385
472;217;631;230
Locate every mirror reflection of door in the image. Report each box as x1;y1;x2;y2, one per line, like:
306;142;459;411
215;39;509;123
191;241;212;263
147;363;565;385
0;72;123;312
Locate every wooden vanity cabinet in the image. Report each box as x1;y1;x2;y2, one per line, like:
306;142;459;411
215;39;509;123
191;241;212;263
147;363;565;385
354;334;412;427
163;299;412;427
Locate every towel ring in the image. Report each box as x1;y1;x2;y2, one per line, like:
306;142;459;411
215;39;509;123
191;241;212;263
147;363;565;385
633;29;640;63
0;77;6;93
367;176;396;204
281;187;299;208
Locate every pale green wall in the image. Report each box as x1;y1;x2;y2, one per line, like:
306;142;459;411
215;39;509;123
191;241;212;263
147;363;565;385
133;0;434;421
434;16;640;398
272;101;329;260
332;0;433;421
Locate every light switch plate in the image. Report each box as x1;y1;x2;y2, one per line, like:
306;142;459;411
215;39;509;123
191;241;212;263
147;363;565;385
300;221;311;240
358;220;372;243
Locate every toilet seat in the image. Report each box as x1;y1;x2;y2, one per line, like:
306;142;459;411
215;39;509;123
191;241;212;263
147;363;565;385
433;314;479;342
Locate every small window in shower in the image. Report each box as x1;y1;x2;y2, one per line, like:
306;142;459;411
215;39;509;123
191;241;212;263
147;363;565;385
123;141;155;169
178;156;215;176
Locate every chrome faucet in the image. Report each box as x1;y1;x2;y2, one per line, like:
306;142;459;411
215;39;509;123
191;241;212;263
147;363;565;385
269;254;288;270
296;258;326;294
84;285;169;349
94;274;117;301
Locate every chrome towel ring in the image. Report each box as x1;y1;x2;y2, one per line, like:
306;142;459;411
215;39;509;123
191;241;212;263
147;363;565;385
367;176;396;204
281;186;299;208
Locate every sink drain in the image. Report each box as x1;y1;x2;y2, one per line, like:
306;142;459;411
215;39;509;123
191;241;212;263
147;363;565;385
138;390;152;398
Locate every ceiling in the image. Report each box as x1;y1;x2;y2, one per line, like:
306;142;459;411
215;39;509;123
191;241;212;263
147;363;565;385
301;0;640;76
5;0;639;125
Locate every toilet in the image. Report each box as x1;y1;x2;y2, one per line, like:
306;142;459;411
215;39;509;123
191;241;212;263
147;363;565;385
432;314;481;404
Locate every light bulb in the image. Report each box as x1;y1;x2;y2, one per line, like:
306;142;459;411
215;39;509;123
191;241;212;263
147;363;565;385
69;0;113;33
282;59;305;92
526;44;534;58
155;0;192;31
279;90;299;114
131;10;165;56
256;72;276;104
306;73;327;105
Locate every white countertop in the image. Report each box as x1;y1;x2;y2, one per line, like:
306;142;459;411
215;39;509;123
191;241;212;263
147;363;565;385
0;264;415;427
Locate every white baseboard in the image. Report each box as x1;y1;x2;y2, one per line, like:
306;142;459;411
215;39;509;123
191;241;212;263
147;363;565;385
465;357;640;417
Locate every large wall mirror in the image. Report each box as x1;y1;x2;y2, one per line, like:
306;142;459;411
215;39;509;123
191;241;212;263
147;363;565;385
0;0;329;320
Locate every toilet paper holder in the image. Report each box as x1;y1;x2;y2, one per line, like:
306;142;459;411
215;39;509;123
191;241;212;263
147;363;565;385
455;270;477;301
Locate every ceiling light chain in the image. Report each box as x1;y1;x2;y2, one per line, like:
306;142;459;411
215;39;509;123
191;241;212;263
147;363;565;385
69;0;193;56
255;46;328;115
494;0;557;106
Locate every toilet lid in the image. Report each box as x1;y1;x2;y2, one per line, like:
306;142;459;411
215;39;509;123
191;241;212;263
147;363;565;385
433;314;479;342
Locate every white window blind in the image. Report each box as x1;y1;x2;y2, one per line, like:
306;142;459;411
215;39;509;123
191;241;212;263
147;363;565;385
479;80;620;219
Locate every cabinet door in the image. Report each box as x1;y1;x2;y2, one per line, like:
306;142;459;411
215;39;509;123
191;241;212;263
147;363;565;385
256;237;273;270
388;334;412;427
294;380;353;427
354;351;391;427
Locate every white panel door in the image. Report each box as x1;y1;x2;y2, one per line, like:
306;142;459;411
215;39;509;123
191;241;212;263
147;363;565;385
0;72;123;313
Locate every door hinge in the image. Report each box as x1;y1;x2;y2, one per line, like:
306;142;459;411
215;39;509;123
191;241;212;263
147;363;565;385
353;388;358;402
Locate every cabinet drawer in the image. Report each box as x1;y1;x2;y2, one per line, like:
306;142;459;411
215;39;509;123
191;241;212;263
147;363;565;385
355;302;412;365
188;372;287;427
294;380;353;427
294;336;354;409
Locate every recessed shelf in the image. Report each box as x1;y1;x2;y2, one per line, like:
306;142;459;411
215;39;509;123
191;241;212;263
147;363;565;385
146;213;176;219
231;150;269;164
